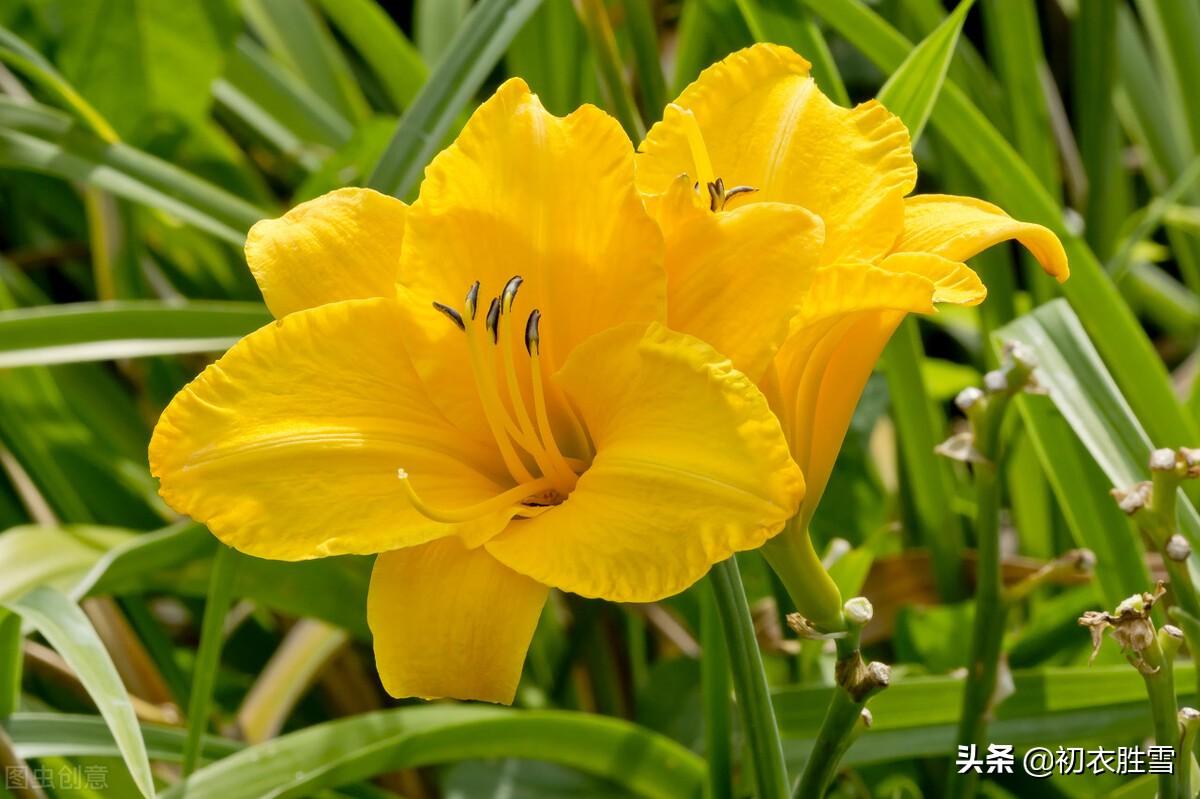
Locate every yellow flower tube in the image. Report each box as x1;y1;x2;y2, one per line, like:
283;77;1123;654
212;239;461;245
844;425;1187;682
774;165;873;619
150;79;808;703
636;44;1070;631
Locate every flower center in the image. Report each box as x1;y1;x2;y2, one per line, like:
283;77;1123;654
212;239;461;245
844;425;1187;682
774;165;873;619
671;103;757;211
400;277;592;523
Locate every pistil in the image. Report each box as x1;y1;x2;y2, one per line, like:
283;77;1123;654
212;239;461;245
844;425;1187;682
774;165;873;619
397;469;556;523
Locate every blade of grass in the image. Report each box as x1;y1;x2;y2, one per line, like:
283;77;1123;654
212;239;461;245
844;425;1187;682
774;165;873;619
733;0;849;106
4;712;241;763
622;0;668;122
223;36;353;148
182;545;238;776
241;0;369;123
1073;0;1128;260
578;0;645;142
3;586;155;798
0;301;270;367
0;99;266;244
314;0;427;112
161;706;705;799
414;0;472;66
877;0;975;144
366;0;545;199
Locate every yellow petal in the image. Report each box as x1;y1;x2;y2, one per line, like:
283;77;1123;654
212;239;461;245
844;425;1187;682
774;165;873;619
894;194;1069;281
637;43;915;264
150;297;515;561
368;538;548;704
659;176;826;381
877;252;987;306
485;322;803;602
770;261;978;521
400;78;665;379
245;188;408;317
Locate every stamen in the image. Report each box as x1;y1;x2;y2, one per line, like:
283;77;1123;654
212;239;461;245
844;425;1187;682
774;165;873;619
526;309;579;493
465;281;481;320
462;285;537;484
502;275;524;312
525;309;541;355
496;294;575;495
707;178;724;212
398;468;556;523
671;103;716;188
432;301;465;331
485;297;501;344
723;185;758;205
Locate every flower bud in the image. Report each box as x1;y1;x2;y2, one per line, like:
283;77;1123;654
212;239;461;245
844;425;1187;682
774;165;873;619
1150;448;1179;472
955;386;985;412
1167;534;1191;562
844;596;874;627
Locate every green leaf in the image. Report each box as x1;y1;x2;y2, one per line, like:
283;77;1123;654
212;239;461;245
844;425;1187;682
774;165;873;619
733;0;849;106
241;0;369;124
314;0;427;112
221;36;353;149
414;0;472;66
158;706;704;799
182;546;238;775
980;0;1061;196
997;300;1200;584
877;0;974;143
367;0;546;199
0;301;270;367
55;0;237;139
4;712;240;763
578;0;645;141
622;0;669;122
0;99;266;244
0;525;135;602
1012;394;1150;605
3;587;156;798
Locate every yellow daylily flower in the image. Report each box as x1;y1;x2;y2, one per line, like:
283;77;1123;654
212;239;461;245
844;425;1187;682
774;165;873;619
150;79;805;704
636;44;1070;630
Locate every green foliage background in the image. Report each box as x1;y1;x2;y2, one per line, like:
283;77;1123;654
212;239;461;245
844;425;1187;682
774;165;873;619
1;0;1199;797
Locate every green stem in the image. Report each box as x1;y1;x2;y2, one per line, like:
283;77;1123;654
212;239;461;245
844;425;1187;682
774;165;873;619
182;545;239;776
793;631;872;798
709;557;789;799
700;577;733;799
0;611;21;718
793;687;862;799
760;524;844;633
1141;635;1180;799
948;463;1009;799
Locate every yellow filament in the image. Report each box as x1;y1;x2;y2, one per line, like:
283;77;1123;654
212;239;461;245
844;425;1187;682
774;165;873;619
671;103;716;188
529;343;579;494
397;469;555;523
463;304;537;484
498;302;576;494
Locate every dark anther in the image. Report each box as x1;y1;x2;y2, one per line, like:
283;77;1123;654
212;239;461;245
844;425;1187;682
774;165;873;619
525;309;542;355
723;185;758;204
485;297;501;344
502;275;524;312
707;178;725;212
432;302;465;331
465;281;481;319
